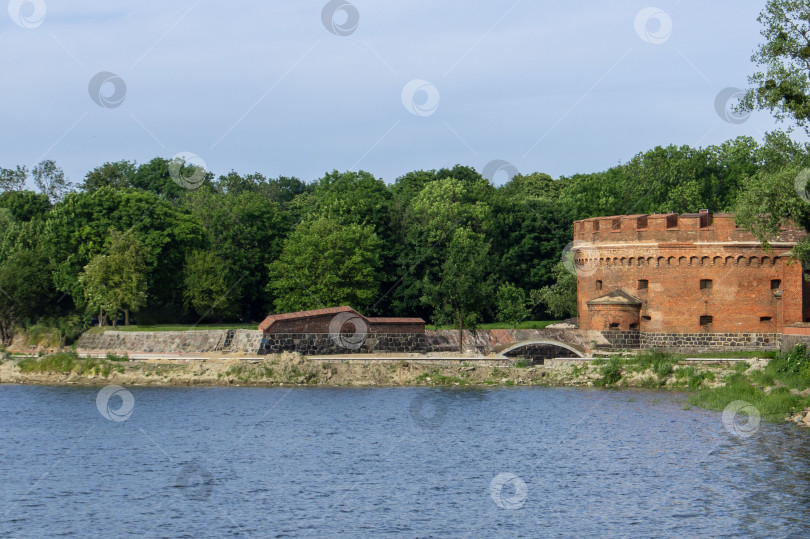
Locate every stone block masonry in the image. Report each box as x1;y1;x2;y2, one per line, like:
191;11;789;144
257;333;426;355
642;332;780;352
77;329;426;355
599;330;641;349
598;330;780;352
77;330;233;354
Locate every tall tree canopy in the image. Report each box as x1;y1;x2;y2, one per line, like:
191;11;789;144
743;0;810;133
268;217;383;313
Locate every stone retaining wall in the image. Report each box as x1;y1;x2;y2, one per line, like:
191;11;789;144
231;330;264;354
258;333;426;355
598;330;780;352
77;330;231;354
77;329;426;355
779;334;810;351
642;332;780;352
76;327;789;357
599;330;641;349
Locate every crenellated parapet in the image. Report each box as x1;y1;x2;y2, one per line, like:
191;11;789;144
573;211;806;245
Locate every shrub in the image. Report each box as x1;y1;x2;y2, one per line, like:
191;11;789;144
18;351;79;373
689;373;807;422
654;360;675;378
734;361;750;374
596;357;623;386
17;351;123;376
766;344;810;388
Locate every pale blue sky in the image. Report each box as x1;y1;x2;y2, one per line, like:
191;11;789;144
0;0;792;187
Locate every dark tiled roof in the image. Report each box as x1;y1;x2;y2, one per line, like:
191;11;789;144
258;306;425;331
259;306;360;331
367;317;425;324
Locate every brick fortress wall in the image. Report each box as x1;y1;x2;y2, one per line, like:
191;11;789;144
573;211;807;335
573;211;808;352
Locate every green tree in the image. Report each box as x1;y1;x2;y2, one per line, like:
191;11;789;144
130;157;212;200
0;209;18;260
40;187;204;318
420;227;493;352
0;250;53;345
498;172;560;201
182;188;289;319
183;249;242;322
393;171;495;318
78;231;149;327
535;262;578;319
79;253;115;326
310;170;393;236
496;282;530;328
81;161;136;192
0;165;28;192
733;135;810;263
107;231;149;325
742;0;810;133
491;184;571;295
0;191;51;221
32;160;69;203
267;217;383;313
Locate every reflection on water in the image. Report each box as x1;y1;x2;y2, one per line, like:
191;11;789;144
0;385;808;537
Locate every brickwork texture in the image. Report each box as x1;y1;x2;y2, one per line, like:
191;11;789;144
573;212;808;334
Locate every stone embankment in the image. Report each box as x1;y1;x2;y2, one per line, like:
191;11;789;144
75;328;606;357
0;351;738;390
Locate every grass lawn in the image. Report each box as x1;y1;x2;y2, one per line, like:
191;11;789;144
682;350;778;359
425;321;560;331
85;323;260;333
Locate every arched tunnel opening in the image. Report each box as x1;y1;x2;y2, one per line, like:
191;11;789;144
502;342;583;365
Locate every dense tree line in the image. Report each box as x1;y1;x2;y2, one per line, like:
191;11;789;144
3;0;810;345
1;134;808;346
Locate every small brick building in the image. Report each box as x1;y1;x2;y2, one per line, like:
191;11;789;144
257;306;425;354
259;306;425;334
573;211;809;351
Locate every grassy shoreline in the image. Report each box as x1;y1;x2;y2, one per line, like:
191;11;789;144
2;348;809;426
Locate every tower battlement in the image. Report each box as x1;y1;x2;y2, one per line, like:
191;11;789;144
573;211;804;245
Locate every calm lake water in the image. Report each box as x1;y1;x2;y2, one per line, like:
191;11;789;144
0;385;809;538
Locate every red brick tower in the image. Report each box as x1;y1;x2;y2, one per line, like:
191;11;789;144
573;212;808;339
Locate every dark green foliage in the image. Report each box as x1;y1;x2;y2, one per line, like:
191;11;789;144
81;161;136;192
0;249;54;346
0;191;51;221
762;344;810;388
183;249;242;321
742;0;810;133
496;282;529;328
596;357;623;386
0;124;807;339
535;262;577;319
